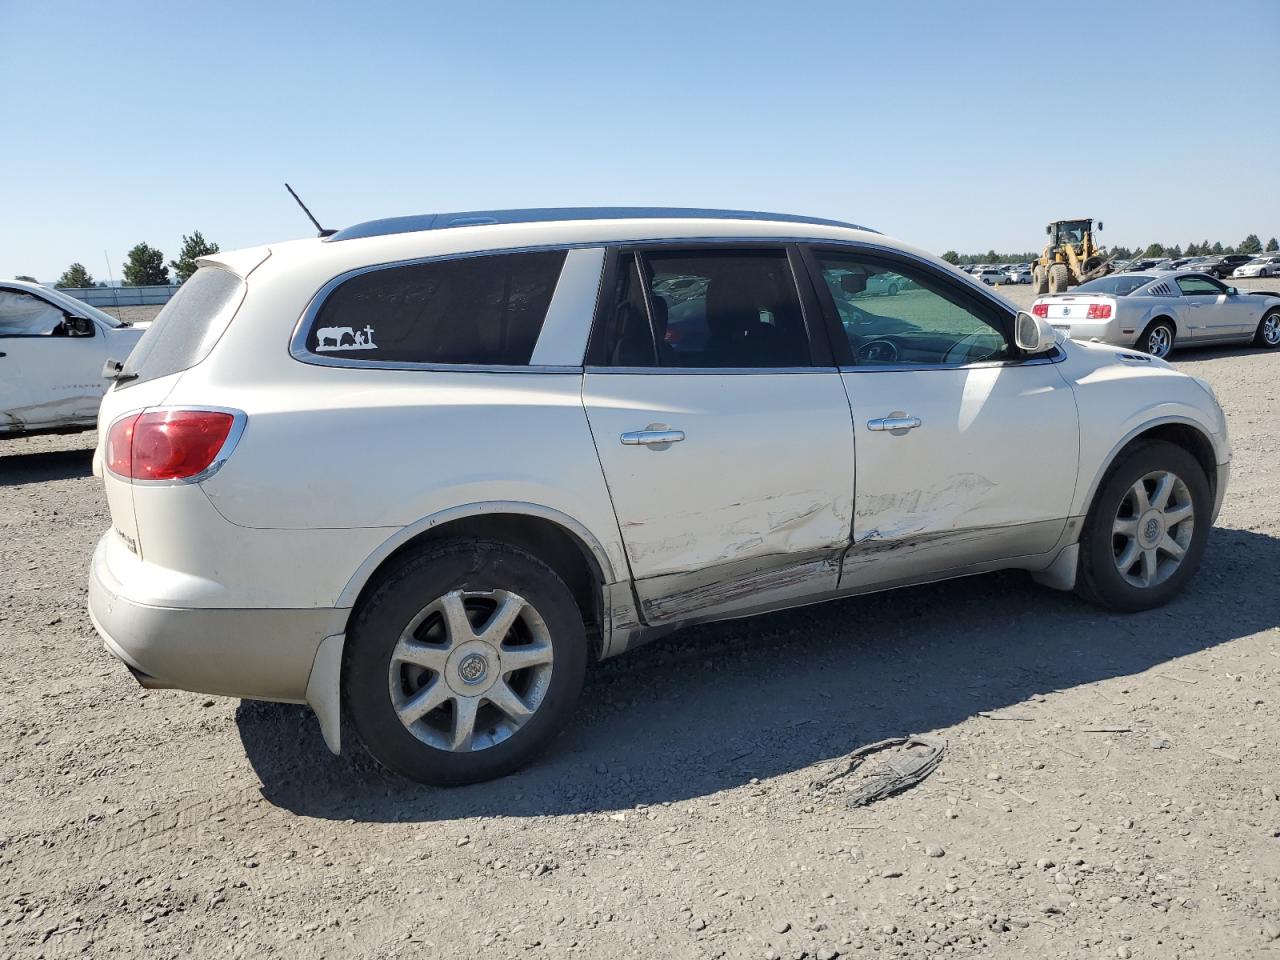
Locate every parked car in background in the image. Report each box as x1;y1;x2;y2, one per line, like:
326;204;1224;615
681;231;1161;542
1197;255;1254;279
1124;259;1161;272
1233;255;1280;278
1005;266;1033;284
973;267;1006;285
1;280;149;436
1032;271;1280;357
88;207;1232;785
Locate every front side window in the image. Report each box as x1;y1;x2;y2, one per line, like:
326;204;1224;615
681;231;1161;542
1176;276;1224;296
814;252;1011;366
305;250;566;366
0;290;67;336
597;248;811;368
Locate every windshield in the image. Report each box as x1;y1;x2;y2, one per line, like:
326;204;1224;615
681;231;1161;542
1076;275;1153;296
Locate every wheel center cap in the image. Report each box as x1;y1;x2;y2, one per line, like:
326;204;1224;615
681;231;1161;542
1138;510;1164;548
458;653;488;684
444;639;501;696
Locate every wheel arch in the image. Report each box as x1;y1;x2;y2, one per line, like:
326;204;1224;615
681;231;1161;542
1080;417;1221;523
337;502;616;636
1140;312;1181;341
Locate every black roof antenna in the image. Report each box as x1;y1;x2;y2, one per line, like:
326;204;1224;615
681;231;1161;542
285;183;336;237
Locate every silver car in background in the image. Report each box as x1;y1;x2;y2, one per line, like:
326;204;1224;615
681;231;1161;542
1032;272;1280;357
1233;255;1280;278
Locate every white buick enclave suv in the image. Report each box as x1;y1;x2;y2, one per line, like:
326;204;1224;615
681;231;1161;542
88;208;1230;784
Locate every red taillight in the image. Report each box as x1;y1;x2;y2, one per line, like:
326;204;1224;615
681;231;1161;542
106;410;237;482
1032;303;1048;318
1086;303;1113;319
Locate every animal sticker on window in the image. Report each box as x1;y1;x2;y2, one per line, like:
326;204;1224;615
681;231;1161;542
315;324;378;352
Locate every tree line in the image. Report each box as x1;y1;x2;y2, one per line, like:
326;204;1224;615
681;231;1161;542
943;233;1278;265
13;232;220;289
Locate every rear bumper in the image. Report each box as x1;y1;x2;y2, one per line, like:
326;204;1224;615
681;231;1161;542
88;534;346;702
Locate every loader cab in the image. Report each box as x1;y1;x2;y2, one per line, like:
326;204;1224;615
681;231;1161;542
1048;219;1095;248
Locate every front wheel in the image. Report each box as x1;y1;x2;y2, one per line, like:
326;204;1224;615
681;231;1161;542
344;539;588;785
1075;440;1211;612
1032;266;1049;296
1139;319;1175;358
1048;262;1070;293
1254;309;1280;349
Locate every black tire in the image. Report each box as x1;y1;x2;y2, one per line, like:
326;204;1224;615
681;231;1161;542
1253;308;1280;349
1075;440;1212;613
1048;262;1070;293
344;539;588;785
1032;266;1049;296
887;283;899;297
1138;319;1175;358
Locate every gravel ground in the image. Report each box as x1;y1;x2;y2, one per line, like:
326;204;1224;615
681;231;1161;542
2;305;1279;960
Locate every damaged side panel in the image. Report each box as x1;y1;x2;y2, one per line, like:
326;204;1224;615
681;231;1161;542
636;549;841;626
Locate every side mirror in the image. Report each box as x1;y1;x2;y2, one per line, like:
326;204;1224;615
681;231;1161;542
64;315;94;337
1015;311;1057;355
1226;286;1238;296
840;273;867;295
1097;221;1104;231
1045;225;1052;235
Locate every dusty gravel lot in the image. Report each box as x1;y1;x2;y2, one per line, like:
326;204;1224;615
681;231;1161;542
2;300;1279;960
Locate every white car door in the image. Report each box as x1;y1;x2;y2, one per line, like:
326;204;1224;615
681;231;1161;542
581;246;856;626
803;247;1079;589
0;287;109;431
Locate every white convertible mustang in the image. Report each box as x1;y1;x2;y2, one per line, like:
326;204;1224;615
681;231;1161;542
1032;272;1280;358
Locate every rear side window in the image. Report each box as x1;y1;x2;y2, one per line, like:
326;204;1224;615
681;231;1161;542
303;250;566;366
595;248;811;368
121;267;245;387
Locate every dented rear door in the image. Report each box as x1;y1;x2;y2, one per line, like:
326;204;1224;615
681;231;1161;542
582;245;855;626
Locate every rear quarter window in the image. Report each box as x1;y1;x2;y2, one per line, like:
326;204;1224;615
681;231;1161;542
120;267;245;387
300;250;566;367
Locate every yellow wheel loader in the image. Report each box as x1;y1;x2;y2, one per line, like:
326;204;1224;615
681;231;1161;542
1031;219;1115;295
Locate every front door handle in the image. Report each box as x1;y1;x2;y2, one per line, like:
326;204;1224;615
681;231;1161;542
867;415;922;432
621;428;685;446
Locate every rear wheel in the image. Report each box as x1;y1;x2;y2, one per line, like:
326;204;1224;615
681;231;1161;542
1254;309;1280;349
1139;319;1175;358
1075;440;1211;612
344;539;588;785
1032;266;1049;296
1048;263;1070;293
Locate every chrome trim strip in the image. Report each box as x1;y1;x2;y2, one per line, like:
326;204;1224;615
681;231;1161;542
836;350;1065;374
585;365;841;376
289;235;1026;374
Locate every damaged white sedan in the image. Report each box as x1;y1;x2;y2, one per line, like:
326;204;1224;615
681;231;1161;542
1;280;148;436
88;208;1230;785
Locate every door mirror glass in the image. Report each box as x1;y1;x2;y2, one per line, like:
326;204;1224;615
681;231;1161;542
839;272;867;295
64;315;94;337
1097;221;1103;231
1015;311;1056;355
1226;286;1238;296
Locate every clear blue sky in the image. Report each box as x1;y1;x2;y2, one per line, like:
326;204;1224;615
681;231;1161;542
3;0;1277;281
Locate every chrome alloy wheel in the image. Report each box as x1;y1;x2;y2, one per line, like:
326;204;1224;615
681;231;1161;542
1145;325;1172;358
1111;470;1194;588
1262;313;1280;346
388;589;554;752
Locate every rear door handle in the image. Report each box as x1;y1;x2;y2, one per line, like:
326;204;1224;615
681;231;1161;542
867;415;922;432
621;429;685;446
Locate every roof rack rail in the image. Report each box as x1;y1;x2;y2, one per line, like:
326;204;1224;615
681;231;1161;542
325;207;875;242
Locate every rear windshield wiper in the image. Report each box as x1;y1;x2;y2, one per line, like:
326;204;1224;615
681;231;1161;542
103;358;138;384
